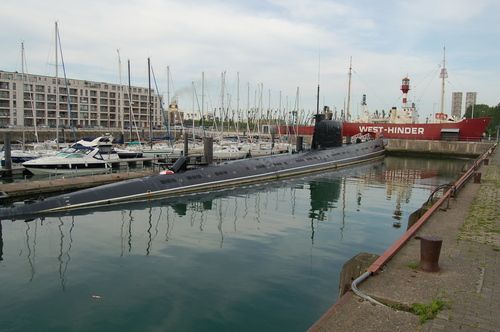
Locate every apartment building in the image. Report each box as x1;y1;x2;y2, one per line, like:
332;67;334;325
465;92;477;113
451;92;463;119
0;70;162;129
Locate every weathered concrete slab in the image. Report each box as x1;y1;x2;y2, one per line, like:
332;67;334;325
0;170;155;199
386;139;494;157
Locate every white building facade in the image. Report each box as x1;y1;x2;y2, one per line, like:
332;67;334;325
0;70;163;129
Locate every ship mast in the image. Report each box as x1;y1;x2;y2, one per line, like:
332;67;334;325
439;46;448;115
346;56;352;121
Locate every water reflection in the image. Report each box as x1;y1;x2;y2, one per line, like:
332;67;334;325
0;156;473;332
57;217;75;291
0;220;3;261
146;205;153;256
25;221;36;281
308;179;341;221
2;157;470;266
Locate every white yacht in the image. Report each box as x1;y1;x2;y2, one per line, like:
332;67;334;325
77;135;143;159
22;144;111;175
0;149;41;168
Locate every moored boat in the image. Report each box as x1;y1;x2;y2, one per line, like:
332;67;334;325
0;117;384;220
22;144;111;175
281;51;491;141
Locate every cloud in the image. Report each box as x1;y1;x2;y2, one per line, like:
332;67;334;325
0;0;499;118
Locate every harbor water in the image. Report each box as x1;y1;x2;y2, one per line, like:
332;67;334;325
0;156;471;331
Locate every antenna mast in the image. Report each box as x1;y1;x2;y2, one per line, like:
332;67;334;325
439;46;448;115
346;56;352;121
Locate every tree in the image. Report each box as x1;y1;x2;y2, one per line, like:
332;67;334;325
464;103;500;137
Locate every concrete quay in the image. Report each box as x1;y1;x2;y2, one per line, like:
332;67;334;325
310;143;499;331
385;139;494;157
0;169;155;200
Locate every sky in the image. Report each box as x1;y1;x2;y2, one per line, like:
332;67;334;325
1;0;499;120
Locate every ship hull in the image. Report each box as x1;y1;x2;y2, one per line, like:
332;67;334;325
281;117;490;141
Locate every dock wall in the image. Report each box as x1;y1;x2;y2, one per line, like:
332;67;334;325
385;139;494;157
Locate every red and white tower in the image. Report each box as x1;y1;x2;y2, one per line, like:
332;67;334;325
401;77;410;108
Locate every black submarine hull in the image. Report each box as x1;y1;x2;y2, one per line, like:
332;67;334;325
0;138;384;220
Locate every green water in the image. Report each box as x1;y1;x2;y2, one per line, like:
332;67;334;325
0;156;470;331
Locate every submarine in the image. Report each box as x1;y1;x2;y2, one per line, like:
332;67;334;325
0;116;385;220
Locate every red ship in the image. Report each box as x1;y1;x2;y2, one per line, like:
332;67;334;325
279;111;490;141
281;74;490;141
282;50;491;141
340;117;490;141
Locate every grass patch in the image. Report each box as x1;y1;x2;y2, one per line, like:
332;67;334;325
458;164;499;245
407;261;419;270
410;299;449;323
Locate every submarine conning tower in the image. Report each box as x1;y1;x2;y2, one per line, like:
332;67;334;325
311;113;343;150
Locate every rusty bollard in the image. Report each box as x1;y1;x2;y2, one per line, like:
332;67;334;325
416;235;442;272
474;172;482;183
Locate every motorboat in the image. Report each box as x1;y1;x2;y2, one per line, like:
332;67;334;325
22;144;111;175
1;149;41;168
76;134;144;159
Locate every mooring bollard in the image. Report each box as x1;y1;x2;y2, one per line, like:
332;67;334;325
296;136;303;152
474;172;482;183
203;137;213;165
416;235;442;272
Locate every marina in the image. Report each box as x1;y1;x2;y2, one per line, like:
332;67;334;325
0;154;475;331
0;2;499;330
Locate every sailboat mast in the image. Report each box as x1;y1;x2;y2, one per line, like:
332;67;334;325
117;49;124;135
268;88;271;126
278;90;282;134
439;46;448;115
127;60;132;142
201;71;205;134
148;57;152;145
21;42;39;143
167;66;170;130
236;72;240;135
55;22;59;149
346;56;352;121
246;82;250;137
